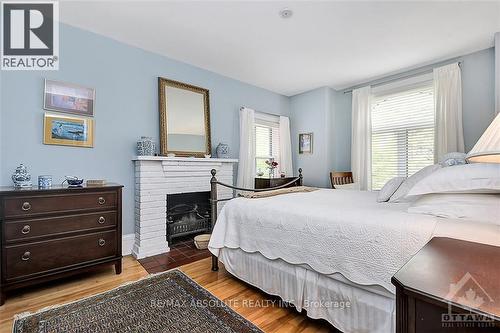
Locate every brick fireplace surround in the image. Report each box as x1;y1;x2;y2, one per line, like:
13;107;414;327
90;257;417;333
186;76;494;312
132;156;237;259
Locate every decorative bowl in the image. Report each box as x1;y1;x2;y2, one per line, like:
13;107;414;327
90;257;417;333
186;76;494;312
63;176;84;187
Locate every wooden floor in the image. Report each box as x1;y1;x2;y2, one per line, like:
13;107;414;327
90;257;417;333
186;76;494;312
0;256;337;333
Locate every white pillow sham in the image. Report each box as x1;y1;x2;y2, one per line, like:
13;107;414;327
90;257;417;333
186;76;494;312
408;193;500;224
389;164;441;203
408;163;500;196
377;177;405;202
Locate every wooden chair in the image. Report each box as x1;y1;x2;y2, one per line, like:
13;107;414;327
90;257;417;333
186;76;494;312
330;171;353;189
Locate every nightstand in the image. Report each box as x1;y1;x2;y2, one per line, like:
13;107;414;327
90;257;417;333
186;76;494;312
254;177;300;189
392;237;500;333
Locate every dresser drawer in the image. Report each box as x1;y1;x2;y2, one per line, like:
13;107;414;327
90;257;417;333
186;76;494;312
3;191;117;218
4;211;117;243
4;230;117;281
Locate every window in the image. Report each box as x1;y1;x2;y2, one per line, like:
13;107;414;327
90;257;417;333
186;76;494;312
371;81;435;190
254;116;280;177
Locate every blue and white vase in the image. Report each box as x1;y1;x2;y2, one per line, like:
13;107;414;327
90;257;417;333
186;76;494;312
38;175;52;188
12;164;32;188
216;143;229;158
137;136;156;156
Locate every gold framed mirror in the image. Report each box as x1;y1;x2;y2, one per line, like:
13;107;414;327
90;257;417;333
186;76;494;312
158;77;211;157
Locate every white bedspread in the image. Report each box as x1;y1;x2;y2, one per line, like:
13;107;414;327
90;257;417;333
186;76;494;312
209;189;499;293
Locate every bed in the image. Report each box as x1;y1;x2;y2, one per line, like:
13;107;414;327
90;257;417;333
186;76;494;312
207;170;500;333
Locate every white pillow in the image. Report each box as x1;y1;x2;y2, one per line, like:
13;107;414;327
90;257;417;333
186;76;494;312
408;163;500;196
389;164;441;203
377;177;406;202
408;193;500;224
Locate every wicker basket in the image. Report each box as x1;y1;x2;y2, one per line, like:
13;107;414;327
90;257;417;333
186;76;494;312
194;234;211;250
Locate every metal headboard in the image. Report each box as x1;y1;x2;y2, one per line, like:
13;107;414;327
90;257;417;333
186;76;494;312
209;168;303;271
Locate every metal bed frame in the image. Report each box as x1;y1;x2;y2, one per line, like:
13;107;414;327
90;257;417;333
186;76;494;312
209;168;303;271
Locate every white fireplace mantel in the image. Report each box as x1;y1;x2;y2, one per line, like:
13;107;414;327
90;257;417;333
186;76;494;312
132;156;238;259
133;156;239;163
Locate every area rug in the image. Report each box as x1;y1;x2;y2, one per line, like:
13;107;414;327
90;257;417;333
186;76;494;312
13;270;262;333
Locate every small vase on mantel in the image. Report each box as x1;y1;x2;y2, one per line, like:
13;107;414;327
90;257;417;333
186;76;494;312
216;143;229;158
137;136;156;156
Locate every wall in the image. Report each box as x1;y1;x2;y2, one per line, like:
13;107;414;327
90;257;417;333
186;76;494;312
461;48;496;151
329;90;352;173
290;47;496;187
290;87;332;187
0;24;290;235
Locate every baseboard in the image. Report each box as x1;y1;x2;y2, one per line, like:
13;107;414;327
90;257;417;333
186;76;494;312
122;233;135;256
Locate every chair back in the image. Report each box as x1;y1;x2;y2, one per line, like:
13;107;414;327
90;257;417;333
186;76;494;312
330;171;353;189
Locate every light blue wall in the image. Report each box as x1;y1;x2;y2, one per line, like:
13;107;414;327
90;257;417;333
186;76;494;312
330;89;352;173
461;48;496;151
290;87;332;187
0;24;290;234
290;47;496;188
289;87;352;188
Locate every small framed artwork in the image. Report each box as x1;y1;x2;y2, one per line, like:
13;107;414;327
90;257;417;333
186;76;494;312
299;133;313;154
44;79;95;116
43;113;94;148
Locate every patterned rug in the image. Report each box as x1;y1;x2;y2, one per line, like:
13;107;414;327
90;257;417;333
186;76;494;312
13;270;262;333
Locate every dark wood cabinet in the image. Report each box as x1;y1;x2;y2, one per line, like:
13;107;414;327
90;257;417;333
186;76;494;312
392;237;500;333
0;184;123;305
255;177;300;189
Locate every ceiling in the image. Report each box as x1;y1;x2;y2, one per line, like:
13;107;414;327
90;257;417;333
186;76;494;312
60;1;500;96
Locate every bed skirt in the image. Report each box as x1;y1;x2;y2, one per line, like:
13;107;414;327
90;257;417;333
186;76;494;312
219;248;396;333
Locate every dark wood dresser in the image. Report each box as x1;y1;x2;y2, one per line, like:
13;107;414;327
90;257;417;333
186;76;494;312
255;177;300;189
0;184;123;305
392;237;500;333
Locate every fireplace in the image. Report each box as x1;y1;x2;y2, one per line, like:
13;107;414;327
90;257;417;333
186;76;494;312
166;192;211;243
133;156;237;259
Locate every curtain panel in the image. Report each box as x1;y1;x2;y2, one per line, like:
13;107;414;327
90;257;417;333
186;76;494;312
433;63;465;161
279;116;293;177
351;86;372;191
237;107;256;189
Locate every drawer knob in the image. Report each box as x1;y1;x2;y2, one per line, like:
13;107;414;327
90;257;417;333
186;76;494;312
22;202;31;211
21;251;31;261
98;216;106;224
21;225;31;234
98;197;106;205
98;238;106;247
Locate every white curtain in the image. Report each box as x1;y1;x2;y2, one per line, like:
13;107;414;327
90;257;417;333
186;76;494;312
351;86;372;191
237;107;256;189
433;63;465;161
279;116;293;177
495;32;499;115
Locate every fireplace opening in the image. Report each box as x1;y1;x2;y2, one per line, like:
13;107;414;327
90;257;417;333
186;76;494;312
166;191;211;244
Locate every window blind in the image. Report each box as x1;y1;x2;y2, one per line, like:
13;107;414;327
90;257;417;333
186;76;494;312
255;118;280;176
371;82;435;190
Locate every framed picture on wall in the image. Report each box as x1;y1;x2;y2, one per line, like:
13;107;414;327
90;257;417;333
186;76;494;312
43;113;94;148
299;133;313;154
44;79;95;116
